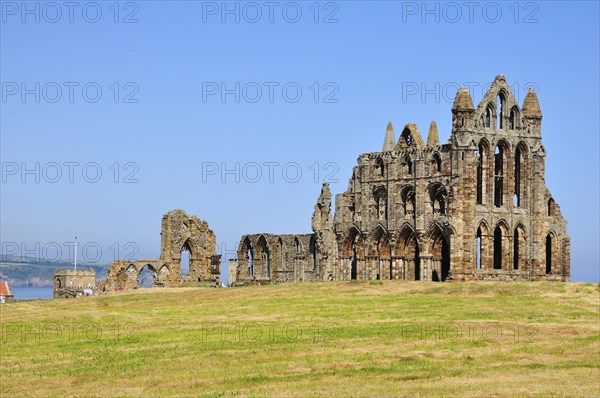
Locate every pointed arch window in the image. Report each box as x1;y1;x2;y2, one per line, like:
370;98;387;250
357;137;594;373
310;236;317;271
374;157;384;177
431;153;442;174
485;106;492;128
514;146;522;207
476;141;488;205
548;198;556;216
430;183;448;216
476;227;482;269
279;239;285;271
401;186;416;217
494;144;505;207
403;156;413;176
493;225;503;269
509;106;519;130
401;128;413;147
545;234;553;274
374;187;388;221
496;92;506;129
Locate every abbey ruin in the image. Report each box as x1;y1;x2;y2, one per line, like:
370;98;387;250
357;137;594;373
231;75;570;284
105;75;570;291
104;209;220;290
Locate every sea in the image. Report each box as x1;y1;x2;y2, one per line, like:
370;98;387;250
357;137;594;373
9;286;54;300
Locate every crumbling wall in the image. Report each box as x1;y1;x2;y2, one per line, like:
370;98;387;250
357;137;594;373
104;209;218;291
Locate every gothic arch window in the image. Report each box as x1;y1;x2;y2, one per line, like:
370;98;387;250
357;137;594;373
545;233;554;274
485;105;493;128
476;228;482;269
138;265;156;288
509;106;519;130
374;157;384;177
493;225;503;269
403;156;413;176
429;183;448;216
401;128;413;147
401;186;416;218
477;140;489;205
246;241;254;278
476;226;484;270
496;92;506;129
514;228;519;270
373;187;388;221
349;201;356;222
257;236;271;278
310;236;317;271
514;225;526;270
548;198;556;216
344;228;364;280
396;227;419;281
514;146;522;207
279;238;285;271
431;153;442;174
494;142;509;207
428;226;450;282
295;237;302;254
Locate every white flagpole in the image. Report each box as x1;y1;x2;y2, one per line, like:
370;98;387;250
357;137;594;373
74;236;78;272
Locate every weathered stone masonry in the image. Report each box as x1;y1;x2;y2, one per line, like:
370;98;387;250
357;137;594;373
104;209;218;290
231;75;570;284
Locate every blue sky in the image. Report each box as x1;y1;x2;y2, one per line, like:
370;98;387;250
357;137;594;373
1;1;598;282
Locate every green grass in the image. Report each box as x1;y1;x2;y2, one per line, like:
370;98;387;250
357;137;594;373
1;281;599;397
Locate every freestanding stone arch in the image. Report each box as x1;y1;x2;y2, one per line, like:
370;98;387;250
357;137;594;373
104;210;218;291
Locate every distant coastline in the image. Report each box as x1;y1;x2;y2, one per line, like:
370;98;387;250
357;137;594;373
0;256;109;287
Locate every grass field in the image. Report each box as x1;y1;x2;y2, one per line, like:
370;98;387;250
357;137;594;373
1;281;599;397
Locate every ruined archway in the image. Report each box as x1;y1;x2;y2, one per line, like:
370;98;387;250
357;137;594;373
138;264;157;288
476;221;491;270
493;221;509;270
427;225;450;282
369;224;390;280
343;227;364;280
180;239;192;278
514;224;526;270
395;224;419;280
476;138;490;205
257;235;271;279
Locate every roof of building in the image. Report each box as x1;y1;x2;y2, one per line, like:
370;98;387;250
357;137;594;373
0;281;12;296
